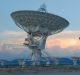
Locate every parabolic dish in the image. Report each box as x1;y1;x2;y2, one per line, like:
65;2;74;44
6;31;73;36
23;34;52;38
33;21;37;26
11;10;69;35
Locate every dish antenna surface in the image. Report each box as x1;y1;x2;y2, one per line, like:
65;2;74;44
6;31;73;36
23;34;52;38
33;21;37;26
11;4;69;65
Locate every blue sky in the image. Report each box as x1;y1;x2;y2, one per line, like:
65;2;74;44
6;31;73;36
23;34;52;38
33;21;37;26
0;0;80;32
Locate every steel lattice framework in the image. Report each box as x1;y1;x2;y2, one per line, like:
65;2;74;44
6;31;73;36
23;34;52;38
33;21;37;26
11;11;69;36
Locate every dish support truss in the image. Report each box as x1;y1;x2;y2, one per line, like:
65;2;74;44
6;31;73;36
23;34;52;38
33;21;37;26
24;33;47;65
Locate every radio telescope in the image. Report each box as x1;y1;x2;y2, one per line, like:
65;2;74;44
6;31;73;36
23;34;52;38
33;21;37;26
11;4;69;65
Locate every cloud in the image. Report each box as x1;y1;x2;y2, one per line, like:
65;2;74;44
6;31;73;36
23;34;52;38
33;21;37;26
51;31;80;39
46;45;80;57
0;31;80;48
0;31;27;44
0;31;26;40
0;44;31;60
46;31;80;48
0;43;80;60
0;30;80;59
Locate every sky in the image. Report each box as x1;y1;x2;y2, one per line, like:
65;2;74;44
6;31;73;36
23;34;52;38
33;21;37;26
0;0;80;31
0;0;80;59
